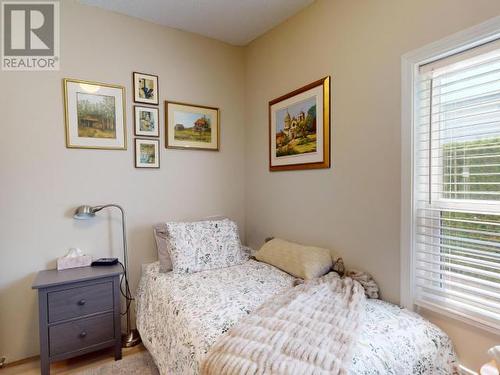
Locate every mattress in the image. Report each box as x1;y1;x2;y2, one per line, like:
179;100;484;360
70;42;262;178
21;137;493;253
136;261;457;375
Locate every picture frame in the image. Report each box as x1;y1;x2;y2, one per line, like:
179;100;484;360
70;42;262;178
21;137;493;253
135;138;160;168
165;101;220;151
133;72;159;105
269;76;330;171
63;78;127;150
134;106;159;137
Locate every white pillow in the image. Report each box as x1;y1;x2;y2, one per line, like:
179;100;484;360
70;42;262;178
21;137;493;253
166;219;248;274
153;216;228;273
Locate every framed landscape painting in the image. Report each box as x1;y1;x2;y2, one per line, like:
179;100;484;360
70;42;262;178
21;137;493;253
269;76;330;171
133;72;159;105
134;106;159;137
165;101;219;151
135;138;160;168
63;78;126;150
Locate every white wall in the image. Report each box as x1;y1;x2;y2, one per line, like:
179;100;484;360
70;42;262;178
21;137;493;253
244;0;500;370
0;0;245;363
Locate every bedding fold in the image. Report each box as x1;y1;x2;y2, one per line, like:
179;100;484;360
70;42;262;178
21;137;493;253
201;273;366;375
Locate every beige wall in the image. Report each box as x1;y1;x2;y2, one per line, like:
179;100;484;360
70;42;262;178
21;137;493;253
2;0;500;370
0;0;245;363
244;0;500;370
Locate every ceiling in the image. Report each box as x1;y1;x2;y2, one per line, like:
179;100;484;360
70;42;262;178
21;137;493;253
79;0;314;46
78;0;314;46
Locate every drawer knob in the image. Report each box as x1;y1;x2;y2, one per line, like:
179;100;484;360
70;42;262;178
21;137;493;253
79;331;87;338
77;299;86;306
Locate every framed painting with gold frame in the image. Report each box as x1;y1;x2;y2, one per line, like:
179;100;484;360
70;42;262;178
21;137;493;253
63;78;127;150
165;101;219;151
269;76;330;171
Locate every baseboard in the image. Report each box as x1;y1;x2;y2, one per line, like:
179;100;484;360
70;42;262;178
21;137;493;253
1;354;39;368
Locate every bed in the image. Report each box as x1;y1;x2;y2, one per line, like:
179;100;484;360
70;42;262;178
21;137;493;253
136;260;457;375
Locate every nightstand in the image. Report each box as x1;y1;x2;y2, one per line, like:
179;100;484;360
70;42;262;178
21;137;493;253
32;265;123;375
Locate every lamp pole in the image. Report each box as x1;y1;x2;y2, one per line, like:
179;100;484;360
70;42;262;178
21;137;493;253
74;204;141;347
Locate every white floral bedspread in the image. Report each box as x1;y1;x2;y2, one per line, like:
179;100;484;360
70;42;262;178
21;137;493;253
136;261;457;375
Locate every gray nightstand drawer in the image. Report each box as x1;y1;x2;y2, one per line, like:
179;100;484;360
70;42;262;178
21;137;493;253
49;313;115;356
33;266;123;374
48;281;113;323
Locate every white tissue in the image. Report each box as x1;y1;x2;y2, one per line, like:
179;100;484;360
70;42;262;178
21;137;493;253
57;248;92;270
66;248;84;257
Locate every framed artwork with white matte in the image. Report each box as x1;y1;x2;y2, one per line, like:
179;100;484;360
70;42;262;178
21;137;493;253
134;106;159;137
165;101;219;151
133;72;159;105
63;78;127;150
135;138;160;168
269;76;330;171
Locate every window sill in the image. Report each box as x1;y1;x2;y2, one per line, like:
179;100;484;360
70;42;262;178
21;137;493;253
415;299;500;336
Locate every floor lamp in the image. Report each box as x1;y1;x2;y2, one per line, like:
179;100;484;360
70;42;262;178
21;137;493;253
73;204;141;347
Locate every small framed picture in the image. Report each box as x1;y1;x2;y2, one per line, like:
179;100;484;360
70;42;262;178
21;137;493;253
134;106;159;137
63;78;126;150
269;76;331;171
165;101;219;151
135;138;160;168
133;72;159;105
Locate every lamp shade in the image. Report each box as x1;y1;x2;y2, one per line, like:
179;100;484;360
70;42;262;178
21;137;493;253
73;205;96;220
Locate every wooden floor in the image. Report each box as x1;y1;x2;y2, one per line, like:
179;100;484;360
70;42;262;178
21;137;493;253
2;345;146;374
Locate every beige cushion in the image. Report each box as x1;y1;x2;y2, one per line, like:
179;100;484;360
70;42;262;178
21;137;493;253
255;238;333;279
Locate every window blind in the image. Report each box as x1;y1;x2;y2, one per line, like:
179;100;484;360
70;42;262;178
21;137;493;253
414;39;500;330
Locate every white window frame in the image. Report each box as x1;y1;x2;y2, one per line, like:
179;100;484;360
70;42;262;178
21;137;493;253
401;15;500;332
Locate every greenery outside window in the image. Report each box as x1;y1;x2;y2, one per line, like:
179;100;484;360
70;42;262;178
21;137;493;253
414;40;500;329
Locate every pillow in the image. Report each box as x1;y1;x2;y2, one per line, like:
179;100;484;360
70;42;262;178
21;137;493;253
153;224;173;273
166;219;248;274
153;216;228;273
255;238;333;279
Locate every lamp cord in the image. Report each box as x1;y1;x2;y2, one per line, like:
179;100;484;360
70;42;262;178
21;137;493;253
118;261;134;317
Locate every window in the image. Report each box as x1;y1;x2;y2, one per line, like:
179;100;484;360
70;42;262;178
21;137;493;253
411;38;500;330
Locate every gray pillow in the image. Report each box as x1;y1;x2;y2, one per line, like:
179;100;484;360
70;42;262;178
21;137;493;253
153;224;172;273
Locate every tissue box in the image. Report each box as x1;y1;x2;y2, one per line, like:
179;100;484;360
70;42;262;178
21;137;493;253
57;255;92;270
